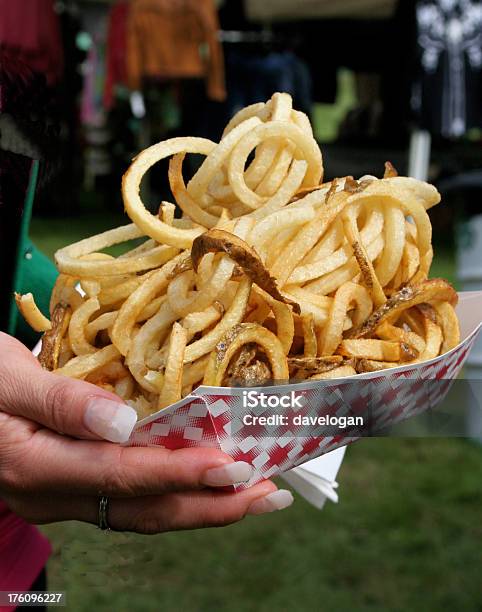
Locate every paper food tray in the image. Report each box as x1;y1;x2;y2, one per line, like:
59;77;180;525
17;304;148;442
127;291;482;489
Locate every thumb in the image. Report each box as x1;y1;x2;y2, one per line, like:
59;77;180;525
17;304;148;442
0;332;137;442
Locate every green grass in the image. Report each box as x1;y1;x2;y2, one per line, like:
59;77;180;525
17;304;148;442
30;211;136;261
40;438;482;612
430;248;457;287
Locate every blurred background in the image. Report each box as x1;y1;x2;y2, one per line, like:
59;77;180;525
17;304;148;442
1;0;482;610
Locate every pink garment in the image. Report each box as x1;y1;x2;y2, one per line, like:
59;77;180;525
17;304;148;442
104;1;129;110
0;0;63;86
0;500;51;611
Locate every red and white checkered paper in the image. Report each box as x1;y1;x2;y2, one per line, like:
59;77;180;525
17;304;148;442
128;291;482;490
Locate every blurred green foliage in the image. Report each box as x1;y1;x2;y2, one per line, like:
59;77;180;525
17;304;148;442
312;69;357;143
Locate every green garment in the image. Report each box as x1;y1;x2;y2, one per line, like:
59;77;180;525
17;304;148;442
8;161;58;346
12;239;58;346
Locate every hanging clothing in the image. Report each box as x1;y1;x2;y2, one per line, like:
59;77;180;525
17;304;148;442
0;0;63;86
80;5;108;127
126;0;226;101
225;49;312;117
414;0;482;138
81;39;107;126
104;0;129;110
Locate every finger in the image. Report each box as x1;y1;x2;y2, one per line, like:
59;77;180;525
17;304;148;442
0;332;137;442
10;432;254;496
6;482;293;531
106;480;294;533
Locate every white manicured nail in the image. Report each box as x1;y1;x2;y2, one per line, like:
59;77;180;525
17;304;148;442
247;490;294;515
202;461;253;486
84;399;137;443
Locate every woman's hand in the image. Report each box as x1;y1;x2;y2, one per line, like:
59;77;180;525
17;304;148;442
0;333;293;533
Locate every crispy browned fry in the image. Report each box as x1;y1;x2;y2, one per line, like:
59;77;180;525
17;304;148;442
416;303;437;323
203;322;288;386
383;161;398;178
288;355;343;378
342;209;386;307
342;177;359;193
354;359;399;373
224;343;257;383
191;229;301;313
325;178;340;201
232;360;272;386
38;303;71;371
343;176;375;194
223;343;272;386
353;241;383;295
348;279;458;338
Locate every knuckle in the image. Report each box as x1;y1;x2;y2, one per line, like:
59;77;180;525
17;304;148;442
210;493;247;527
99;466;128;496
186;496;246;530
43;380;76;433
159;452;185;491
202;496;247;528
99;461;136;497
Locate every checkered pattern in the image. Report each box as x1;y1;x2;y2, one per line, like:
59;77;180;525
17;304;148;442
128;324;481;490
128;397;218;449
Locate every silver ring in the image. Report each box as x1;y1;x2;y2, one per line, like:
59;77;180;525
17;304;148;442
98;496;111;531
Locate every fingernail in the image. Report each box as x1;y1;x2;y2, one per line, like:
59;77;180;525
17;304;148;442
247;490;294;515
84;398;137;443
201;461;253;486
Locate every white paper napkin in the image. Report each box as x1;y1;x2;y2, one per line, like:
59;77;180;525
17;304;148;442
280;446;346;509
